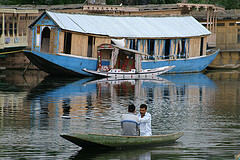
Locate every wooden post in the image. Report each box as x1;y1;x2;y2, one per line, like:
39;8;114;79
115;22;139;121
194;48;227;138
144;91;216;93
215;10;217;33
17;13;19;37
206;9;209;30
12;13;15;37
212;10;215;34
209;9;212;32
25;13;28;37
2;13;5;38
2;13;5;43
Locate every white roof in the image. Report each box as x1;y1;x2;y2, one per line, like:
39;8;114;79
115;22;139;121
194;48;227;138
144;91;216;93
45;11;210;38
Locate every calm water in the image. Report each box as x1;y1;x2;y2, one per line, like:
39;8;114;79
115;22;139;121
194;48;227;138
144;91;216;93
0;69;239;160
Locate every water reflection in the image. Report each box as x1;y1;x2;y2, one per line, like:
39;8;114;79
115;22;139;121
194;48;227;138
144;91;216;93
22;73;220;137
1;70;240;159
71;148;153;160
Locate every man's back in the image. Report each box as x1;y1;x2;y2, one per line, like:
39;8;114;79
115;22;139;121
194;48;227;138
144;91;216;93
121;113;140;136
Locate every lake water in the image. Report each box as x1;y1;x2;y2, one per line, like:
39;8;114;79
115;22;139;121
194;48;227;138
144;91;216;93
0;69;239;160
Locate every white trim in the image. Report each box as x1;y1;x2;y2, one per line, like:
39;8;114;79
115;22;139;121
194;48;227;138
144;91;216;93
200;22;213;25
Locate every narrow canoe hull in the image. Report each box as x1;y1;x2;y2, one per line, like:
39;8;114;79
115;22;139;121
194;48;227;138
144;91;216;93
60;132;183;149
24;49;219;77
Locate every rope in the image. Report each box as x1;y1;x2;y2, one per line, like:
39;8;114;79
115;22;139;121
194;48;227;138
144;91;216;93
0;49;24;55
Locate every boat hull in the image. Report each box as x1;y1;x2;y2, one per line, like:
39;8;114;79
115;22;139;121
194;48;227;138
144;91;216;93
82;66;175;79
142;50;220;73
60;132;183;149
24;50;219;77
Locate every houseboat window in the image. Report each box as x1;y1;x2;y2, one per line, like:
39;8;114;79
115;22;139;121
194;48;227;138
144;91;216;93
237;28;240;43
237;23;240;26
238;34;240;43
64;32;72;54
5;23;7;35
87;36;94;57
147;39;155;56
0;24;2;35
129;39;137;50
177;39;186;58
164;39;170;59
9;23;13;35
200;37;204;56
41;27;51;53
217;23;225;26
181;39;186;58
229;23;235;26
14;23;17;35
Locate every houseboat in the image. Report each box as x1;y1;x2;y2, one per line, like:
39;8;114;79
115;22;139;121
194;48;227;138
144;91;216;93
0;7;38;70
192;9;240;69
24;11;219;77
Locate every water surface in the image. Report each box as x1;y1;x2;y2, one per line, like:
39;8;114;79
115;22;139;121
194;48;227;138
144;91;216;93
0;69;239;159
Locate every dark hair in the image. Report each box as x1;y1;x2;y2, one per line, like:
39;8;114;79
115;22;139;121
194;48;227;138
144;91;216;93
128;104;135;112
140;104;147;110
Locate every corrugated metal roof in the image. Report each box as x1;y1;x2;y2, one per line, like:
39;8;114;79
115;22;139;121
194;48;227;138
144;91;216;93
46;11;210;38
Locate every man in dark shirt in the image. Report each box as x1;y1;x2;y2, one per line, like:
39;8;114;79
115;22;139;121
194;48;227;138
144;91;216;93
121;104;140;136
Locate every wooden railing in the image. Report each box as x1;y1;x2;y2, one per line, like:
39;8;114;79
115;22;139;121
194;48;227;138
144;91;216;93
0;35;27;49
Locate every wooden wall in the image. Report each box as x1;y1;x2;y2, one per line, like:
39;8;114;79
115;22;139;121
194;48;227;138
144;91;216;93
189;37;201;57
56;30;206;59
216;20;240;50
58;31;64;53
49;28;56;54
71;33;88;57
209;50;240;68
94;37;111;58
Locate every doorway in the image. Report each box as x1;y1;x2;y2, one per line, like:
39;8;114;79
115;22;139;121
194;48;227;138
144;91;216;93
41;27;50;53
200;37;204;56
64;32;72;54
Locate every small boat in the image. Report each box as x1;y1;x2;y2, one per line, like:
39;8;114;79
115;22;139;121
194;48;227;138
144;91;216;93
82;66;174;78
82;44;175;78
60;132;183;149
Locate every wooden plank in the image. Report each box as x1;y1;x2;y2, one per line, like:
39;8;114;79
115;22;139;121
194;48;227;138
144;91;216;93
58;32;64;53
94;37;111;58
70;34;88;56
49;28;55;54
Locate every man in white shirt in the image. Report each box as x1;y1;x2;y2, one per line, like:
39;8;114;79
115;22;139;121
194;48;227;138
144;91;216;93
138;104;152;136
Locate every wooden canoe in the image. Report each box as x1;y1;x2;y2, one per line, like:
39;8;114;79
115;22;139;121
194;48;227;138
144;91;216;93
60;132;183;149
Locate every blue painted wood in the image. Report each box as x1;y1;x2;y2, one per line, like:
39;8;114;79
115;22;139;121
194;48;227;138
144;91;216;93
142;50;219;73
24;49;219;76
36;14;56;26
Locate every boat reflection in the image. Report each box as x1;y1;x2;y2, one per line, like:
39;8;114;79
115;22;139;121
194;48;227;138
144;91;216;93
70;143;184;160
26;73;217;121
71;148;152;160
0;70;47;117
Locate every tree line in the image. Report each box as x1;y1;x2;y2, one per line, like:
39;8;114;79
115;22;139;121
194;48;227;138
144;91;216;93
0;0;239;10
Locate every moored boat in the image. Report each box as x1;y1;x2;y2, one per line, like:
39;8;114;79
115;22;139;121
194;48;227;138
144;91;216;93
60;132;183;149
82;44;175;78
24;11;219;77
